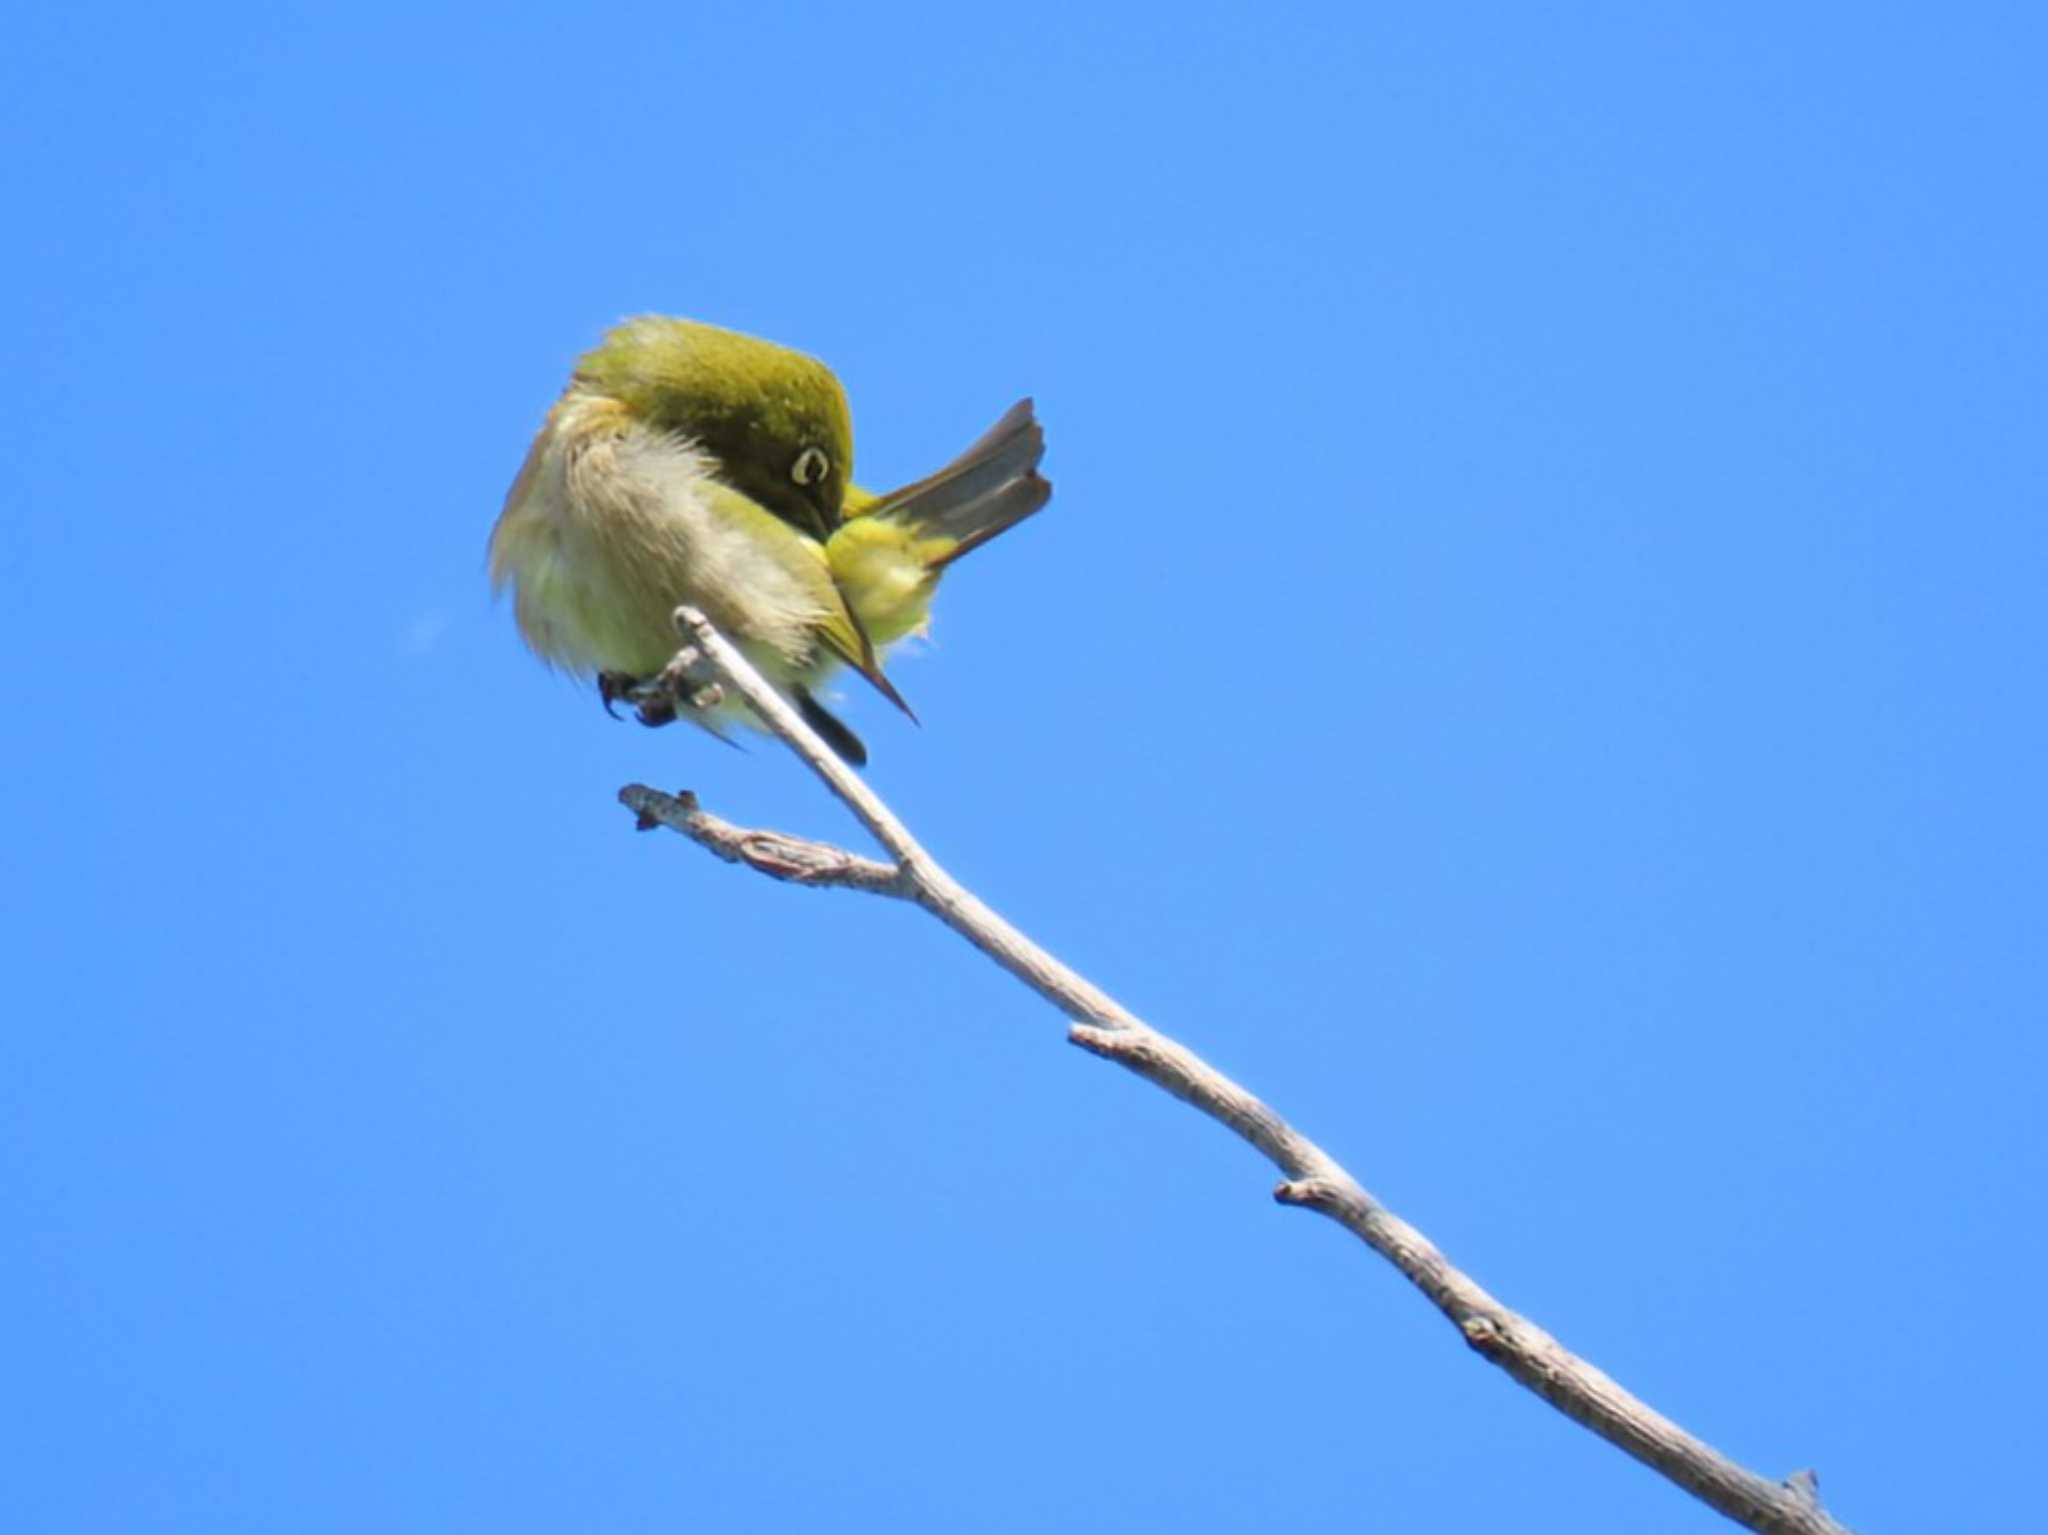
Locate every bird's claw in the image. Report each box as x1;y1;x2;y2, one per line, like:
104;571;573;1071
631;692;677;728
598;654;721;729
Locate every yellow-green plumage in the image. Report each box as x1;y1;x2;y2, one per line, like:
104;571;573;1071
830;399;1048;646
488;316;1049;764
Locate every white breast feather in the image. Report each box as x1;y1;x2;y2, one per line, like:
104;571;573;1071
490;391;828;682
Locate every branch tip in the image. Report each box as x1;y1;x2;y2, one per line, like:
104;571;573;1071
619;784;700;831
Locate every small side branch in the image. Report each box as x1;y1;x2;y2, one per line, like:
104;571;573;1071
624;787;905;894
617;608;1854;1535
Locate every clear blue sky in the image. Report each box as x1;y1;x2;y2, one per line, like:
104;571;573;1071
6;5;2043;1531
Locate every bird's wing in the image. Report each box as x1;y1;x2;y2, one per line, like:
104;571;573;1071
694;478;915;723
815;589;917;722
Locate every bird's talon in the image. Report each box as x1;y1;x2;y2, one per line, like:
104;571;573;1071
598;672;634;720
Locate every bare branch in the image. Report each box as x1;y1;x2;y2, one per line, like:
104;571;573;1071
618;607;1855;1535
624;788;904;894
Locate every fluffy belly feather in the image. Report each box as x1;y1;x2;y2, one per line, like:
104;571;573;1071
489;392;838;688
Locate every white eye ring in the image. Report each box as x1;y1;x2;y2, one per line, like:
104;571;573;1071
791;446;831;486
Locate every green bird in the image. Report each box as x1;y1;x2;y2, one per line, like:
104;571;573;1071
489;316;1050;765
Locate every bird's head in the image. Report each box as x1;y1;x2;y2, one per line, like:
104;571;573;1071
575;315;853;541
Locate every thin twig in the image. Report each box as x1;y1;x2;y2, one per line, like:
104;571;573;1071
617;607;1854;1535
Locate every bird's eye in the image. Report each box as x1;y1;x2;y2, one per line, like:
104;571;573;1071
791;446;831;487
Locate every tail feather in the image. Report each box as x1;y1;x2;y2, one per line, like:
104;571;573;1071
861;398;1051;563
826;399;1052;655
792;686;869;767
925;475;1051;569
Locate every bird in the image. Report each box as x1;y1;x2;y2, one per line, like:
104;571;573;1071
489;315;1049;765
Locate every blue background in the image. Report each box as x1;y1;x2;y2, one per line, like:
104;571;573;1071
7;5;2043;1531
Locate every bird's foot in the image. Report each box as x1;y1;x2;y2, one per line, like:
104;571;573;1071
597;672;635;720
598;672;676;728
648;646;725;714
598;663;722;728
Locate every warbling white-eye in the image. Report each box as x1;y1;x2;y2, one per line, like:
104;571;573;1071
489;316;1049;764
